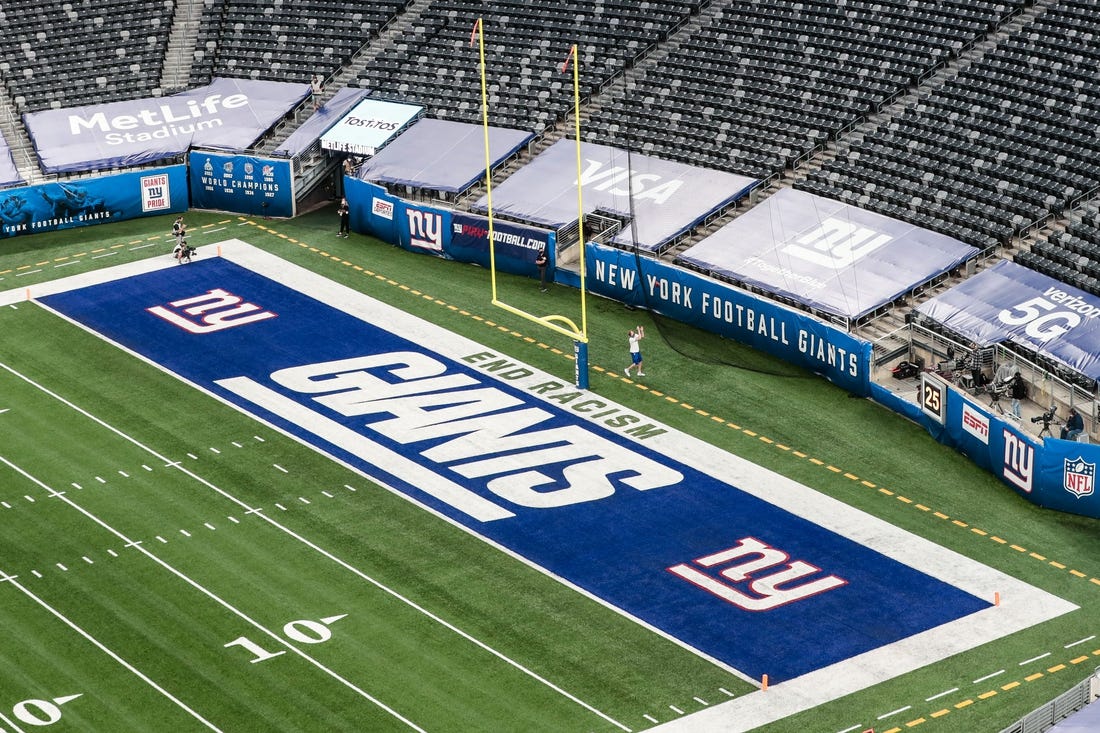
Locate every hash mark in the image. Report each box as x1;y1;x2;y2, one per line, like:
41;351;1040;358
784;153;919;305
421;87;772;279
156;536;167;544
275;503;287;511
669;705;683;715
142;464;152;471
187;453;198;460
343;484;357;492
107;549;118;557
118;470;129;478
228;516;240;524
71;483;82;489
31;570;41;578
273;464;288;473
83;556;94;564
210;447;221;454
298;497;311;504
180;530;191;538
321;490;334;498
204;523;216;530
95;476;106;483
56;563;67;571
643;715;658;724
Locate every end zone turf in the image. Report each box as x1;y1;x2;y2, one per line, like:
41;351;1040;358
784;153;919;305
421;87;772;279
10;240;1078;730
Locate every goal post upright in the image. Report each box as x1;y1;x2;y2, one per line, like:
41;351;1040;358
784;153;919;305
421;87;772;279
473;20;590;388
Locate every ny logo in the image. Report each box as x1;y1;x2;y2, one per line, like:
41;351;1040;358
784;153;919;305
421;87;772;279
783;216;892;268
1003;430;1034;493
406;209;443;251
668;537;846;611
146;288;277;334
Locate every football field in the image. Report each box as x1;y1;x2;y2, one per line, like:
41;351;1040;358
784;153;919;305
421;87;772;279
0;213;1097;733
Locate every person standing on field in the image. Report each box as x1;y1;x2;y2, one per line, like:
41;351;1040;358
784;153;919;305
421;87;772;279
624;325;645;378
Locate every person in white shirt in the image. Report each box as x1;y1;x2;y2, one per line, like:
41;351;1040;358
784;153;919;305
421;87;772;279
624;325;645;378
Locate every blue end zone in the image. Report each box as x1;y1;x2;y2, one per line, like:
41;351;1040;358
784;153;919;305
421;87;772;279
41;257;990;682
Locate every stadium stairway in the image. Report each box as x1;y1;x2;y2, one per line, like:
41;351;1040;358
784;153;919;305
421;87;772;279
159;0;204;94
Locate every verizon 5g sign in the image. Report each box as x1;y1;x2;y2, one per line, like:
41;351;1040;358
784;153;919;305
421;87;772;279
916;260;1100;381
998;288;1100;341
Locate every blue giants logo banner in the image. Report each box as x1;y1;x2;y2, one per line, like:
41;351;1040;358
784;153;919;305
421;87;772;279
189;152;294;218
587;242;873;393
448;212;555;277
0;165;187;240
38;253;1005;684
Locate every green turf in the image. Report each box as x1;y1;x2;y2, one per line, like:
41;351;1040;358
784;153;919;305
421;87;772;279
0;209;1097;733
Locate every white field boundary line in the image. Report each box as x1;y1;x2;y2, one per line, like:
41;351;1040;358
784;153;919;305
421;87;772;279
0;567;222;733
0;359;631;733
0;454;426;733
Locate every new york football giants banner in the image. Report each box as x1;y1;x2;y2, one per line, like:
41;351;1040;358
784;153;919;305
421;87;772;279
189;151;294;218
916;259;1100;380
25;78;310;174
587;242;873;393
448;212;555;278
0;165;186;240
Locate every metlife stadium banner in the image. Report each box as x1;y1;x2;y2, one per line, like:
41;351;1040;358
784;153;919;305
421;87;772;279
189;151;295;218
0;165;186;240
916;259;1100;381
24;78;310;174
586;242;873;393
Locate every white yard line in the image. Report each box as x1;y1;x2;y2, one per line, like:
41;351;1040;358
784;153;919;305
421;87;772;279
0;359;629;733
0;454;426;733
0;566;222;732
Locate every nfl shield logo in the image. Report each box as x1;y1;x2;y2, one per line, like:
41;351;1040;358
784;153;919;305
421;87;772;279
1064;457;1095;499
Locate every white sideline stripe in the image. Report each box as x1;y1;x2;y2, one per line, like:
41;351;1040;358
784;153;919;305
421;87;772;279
0;454;426;733
0;360;628;732
877;705;910;720
0;565;221;731
0;709;25;733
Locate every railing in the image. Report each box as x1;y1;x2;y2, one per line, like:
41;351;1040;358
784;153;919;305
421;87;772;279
997;667;1099;733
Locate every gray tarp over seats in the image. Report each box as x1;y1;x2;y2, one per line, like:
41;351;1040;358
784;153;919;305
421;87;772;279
355;118;533;194
677;188;978;321
473;139;758;252
273;87;373;158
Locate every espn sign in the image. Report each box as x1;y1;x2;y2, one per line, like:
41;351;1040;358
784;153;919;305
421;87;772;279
371;197;394;220
961;402;990;444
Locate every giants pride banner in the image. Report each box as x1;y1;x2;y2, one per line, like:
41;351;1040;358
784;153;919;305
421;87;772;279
189;151;294;218
25;78;310;174
0;165;186;240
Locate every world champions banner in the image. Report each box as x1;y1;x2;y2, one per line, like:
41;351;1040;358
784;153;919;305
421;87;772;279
190;152;294;218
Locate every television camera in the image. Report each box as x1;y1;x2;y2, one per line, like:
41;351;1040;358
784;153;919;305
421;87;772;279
1031;405;1060;437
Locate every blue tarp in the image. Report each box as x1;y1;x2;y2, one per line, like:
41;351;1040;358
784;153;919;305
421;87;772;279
273;86;371;158
917;259;1100;380
25;78;310;174
473;139;758;252
678;188;979;321
356;118;533;194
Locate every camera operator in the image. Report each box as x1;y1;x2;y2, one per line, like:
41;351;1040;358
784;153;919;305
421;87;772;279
1060;406;1084;441
1009;371;1027;419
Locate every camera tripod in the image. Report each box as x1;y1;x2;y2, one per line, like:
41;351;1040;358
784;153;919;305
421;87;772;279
1034;411;1060;438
